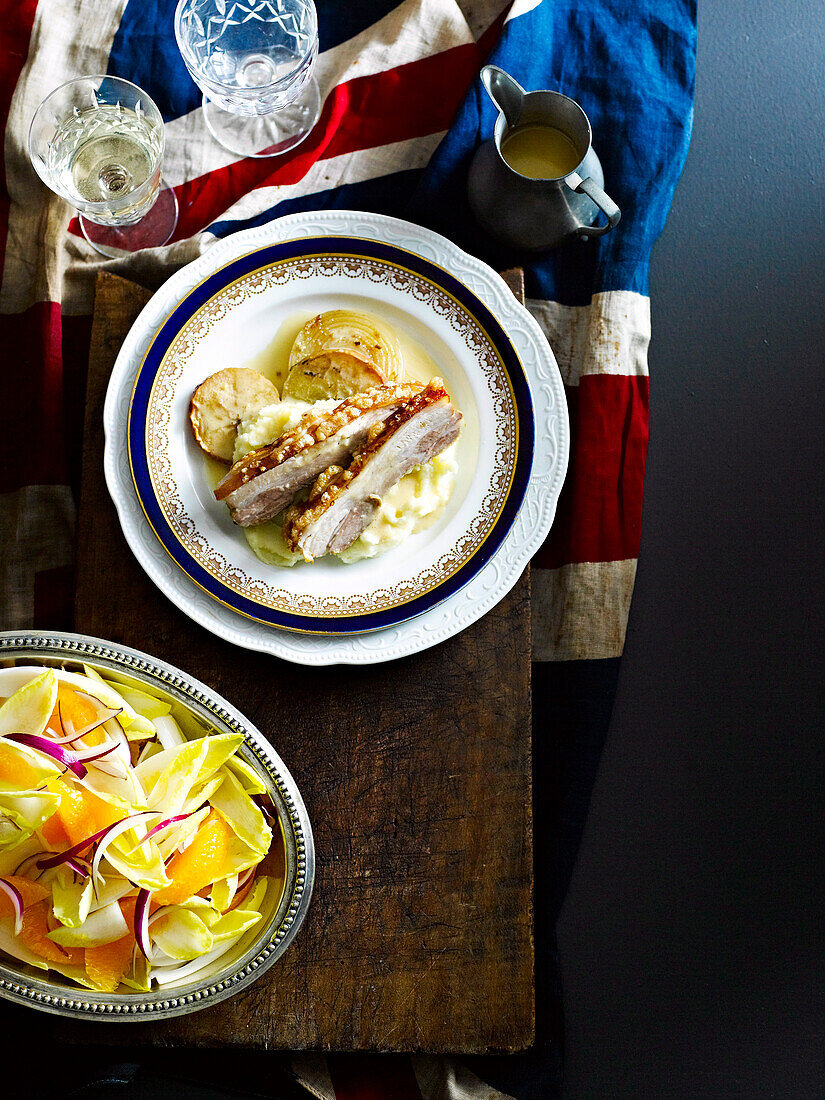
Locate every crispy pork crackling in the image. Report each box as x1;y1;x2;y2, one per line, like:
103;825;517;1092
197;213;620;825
214;382;424;527
283;379;462;561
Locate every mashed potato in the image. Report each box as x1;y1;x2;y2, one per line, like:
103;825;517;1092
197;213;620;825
234;398;458;567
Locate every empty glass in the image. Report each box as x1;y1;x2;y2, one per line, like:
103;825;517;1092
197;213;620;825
28;75;178;258
175;0;321;159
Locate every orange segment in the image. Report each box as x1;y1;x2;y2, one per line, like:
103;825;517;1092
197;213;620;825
39;811;69;849
119;895;138;925
19;899;83;965
0;874;49;916
47;684;105;746
0;743;44;789
43;778;123;848
85;935;134;992
152;811;235;907
85;896;138;993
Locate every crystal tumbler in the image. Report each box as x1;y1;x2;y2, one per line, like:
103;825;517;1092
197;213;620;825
175;0;321;159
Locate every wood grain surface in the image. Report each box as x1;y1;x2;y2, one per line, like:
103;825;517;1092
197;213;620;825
49;272;534;1053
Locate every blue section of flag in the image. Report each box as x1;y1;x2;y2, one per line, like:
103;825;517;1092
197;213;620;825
108;0;201;122
207;168;423;238
108;0;402;123
410;0;697;304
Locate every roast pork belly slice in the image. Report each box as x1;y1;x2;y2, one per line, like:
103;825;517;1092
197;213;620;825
215;382;423;528
283;379;462;561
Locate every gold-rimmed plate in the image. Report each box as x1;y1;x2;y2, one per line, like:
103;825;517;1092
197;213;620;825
105;211;568;660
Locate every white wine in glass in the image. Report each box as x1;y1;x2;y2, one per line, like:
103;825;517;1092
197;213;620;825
29;76;178;258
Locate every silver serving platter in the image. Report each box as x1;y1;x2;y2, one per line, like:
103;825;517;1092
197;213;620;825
0;630;314;1020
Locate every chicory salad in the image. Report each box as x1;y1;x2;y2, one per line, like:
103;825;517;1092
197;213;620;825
0;663;281;994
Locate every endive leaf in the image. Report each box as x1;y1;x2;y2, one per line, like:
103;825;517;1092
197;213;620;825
151;907;214;961
210;769;271;855
138;734;244;814
209;876;270;945
225;754;268;796
51;870;94;929
105;683;172;721
209;907;263;946
178;894;222;928
210;873;238;913
0;670;57;740
48;899;128;947
0;785;60;848
105;832;171;892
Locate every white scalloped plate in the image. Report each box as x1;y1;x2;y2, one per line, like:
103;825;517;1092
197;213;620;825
104;211;568;665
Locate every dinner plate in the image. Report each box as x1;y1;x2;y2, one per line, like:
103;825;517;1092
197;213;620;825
126;233;535;633
105;210;569;663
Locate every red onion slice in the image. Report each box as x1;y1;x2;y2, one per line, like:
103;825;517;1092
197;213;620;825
137;812;193;850
134;888;152;959
64;857;90;879
90;811;158;887
73;741;119;764
47;706;122;745
102;717;134;774
7;733;87;780
0;878;24;935
37;822;121;871
13;850;49;878
84;762;122;779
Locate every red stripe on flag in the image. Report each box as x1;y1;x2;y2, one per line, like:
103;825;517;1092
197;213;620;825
477;3;510;55
169;40;482;240
0;305;90;496
0;303;69;494
62;312;94;496
535;374;649;569
0;0;39;278
71;39;484;242
328;1055;423;1100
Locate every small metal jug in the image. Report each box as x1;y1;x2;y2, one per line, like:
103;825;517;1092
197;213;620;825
467;66;620;251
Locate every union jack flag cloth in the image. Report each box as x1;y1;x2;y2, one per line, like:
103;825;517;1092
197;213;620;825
0;0;695;1096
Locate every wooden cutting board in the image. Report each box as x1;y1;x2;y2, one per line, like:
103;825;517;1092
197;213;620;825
48;271;533;1053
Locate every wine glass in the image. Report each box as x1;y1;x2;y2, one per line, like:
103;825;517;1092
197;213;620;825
28;75;178;258
175;0;321;159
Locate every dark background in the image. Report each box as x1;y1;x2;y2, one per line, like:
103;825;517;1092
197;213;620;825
557;1;825;1095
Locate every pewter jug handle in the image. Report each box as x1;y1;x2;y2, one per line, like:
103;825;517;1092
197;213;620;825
565;171;621;237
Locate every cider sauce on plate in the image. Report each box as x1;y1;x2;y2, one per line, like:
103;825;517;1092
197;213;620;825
242;309;316;392
501;124;581;179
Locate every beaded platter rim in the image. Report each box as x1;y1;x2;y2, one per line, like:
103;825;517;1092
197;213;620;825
0;630;315;1020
